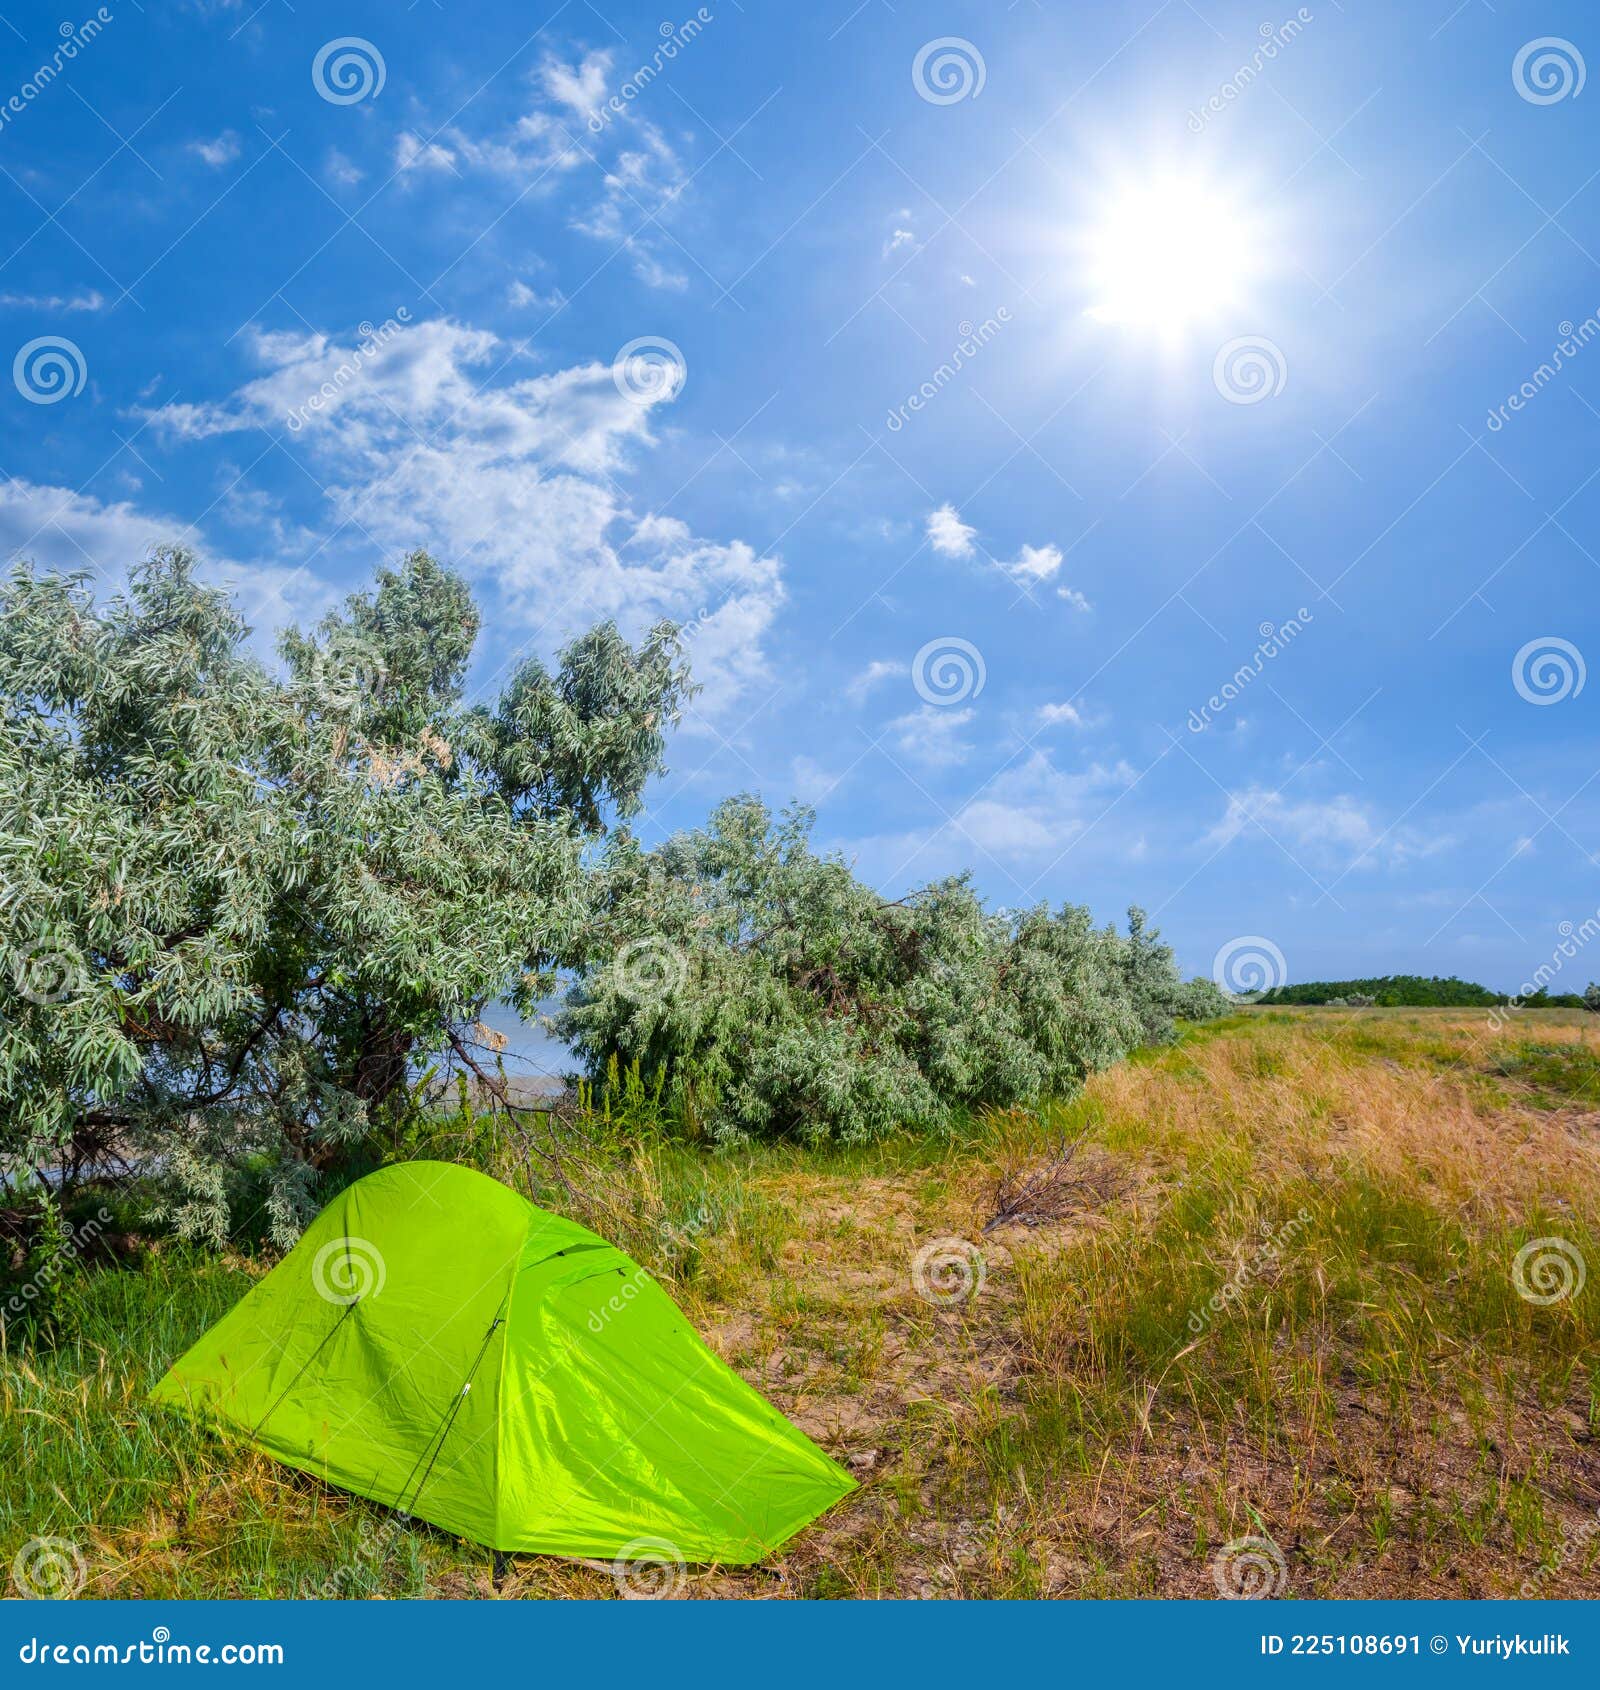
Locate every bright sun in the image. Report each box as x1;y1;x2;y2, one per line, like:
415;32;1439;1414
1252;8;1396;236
1083;174;1260;333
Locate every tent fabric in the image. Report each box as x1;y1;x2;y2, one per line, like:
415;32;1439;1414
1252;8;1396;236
150;1160;855;1562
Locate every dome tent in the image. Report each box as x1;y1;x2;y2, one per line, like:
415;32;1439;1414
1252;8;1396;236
151;1161;854;1562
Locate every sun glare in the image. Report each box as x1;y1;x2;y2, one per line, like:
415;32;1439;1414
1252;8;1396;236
1083;174;1260;334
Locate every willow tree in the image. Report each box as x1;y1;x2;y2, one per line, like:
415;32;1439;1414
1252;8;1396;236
0;547;690;1243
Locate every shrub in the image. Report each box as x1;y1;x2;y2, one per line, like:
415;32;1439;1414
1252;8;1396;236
0;548;690;1244
557;799;1223;1145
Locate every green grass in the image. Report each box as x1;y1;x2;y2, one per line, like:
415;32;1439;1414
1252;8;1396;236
3;1007;1598;1599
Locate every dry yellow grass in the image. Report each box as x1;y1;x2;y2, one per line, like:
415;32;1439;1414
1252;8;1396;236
4;1008;1596;1599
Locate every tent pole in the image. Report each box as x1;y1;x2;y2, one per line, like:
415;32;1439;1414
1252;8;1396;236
492;1550;513;1590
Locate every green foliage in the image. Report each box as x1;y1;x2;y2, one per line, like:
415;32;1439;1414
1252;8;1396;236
0;548;691;1246
1258;975;1505;1008
557;798;1223;1146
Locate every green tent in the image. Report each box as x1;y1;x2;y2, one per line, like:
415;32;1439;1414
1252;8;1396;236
151;1161;854;1562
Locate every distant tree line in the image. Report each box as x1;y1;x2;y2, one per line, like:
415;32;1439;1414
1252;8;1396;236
1256;974;1600;1010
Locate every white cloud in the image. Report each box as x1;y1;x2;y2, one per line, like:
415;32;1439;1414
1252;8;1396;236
0;477;332;650
325;149;363;187
404;51;689;291
1056;584;1092;611
791;755;843;803
1007;542;1062;582
0;289;105;312
927;504;976;559
396;131;457;177
1037;700;1084;728
846;657;908;702
955;753;1136;856
540;49;611;119
142;317;782;715
189;132;240;167
883;228;916;258
1201;786;1453;868
886;705;975;767
507;278;567;311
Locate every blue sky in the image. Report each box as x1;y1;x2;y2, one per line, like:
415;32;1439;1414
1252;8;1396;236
4;0;1600;1005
